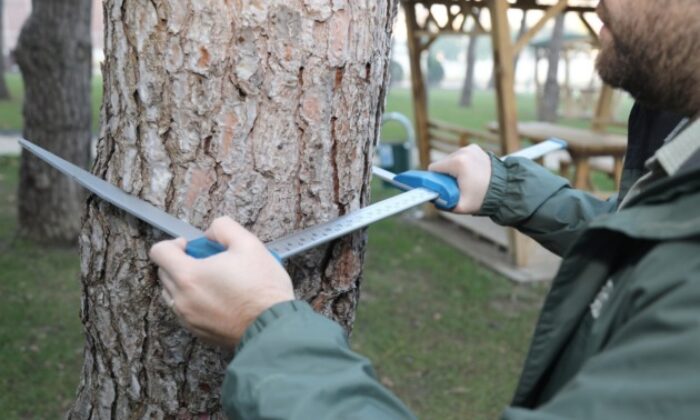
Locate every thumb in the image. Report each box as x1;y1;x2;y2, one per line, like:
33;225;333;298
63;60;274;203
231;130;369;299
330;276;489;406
205;216;261;251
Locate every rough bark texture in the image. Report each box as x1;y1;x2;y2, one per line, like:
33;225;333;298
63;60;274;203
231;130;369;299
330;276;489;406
71;1;398;418
15;0;92;243
0;0;10;100
538;13;565;122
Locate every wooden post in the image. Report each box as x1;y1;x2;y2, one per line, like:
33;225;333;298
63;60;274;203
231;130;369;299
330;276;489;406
405;1;438;217
488;0;533;267
404;2;431;170
489;0;520;155
564;49;572;118
593;84;615;132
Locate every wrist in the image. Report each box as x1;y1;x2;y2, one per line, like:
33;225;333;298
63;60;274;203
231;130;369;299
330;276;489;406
236;300;310;352
476;153;508;216
237;293;295;344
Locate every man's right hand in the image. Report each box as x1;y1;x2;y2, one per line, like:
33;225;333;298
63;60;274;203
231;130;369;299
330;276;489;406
149;217;295;350
428;144;492;214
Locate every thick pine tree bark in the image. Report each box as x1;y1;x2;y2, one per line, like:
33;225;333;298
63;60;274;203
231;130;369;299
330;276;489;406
0;0;11;100
71;1;398;417
15;0;92;243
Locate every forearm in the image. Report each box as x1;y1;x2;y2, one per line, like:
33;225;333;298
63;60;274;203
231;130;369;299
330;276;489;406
222;301;416;420
479;156;616;256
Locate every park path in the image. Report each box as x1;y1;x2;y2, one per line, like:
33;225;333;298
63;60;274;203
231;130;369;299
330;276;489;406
0;135;20;156
0;134;99;158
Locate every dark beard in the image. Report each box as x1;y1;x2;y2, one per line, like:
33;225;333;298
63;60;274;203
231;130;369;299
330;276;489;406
596;29;656;106
595;6;700;117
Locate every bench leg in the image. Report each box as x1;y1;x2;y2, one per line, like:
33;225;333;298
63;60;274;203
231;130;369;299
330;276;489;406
613;157;624;189
572;156;592;190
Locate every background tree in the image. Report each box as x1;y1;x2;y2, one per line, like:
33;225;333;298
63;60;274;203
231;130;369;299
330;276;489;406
486;10;528;91
538;13;565;122
390;59;404;86
0;0;10;100
71;1;398;417
427;52;445;86
14;0;92;243
512;10;529;80
459;35;479;107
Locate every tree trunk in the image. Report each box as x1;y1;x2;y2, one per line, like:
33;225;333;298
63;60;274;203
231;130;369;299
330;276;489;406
487;10;528;91
0;0;11;100
70;1;398;418
14;0;92;243
459;35;478;107
538;13;565;122
512;10;529;79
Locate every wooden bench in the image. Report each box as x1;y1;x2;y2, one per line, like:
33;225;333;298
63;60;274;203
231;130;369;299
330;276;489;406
488;121;627;190
427;119;501;154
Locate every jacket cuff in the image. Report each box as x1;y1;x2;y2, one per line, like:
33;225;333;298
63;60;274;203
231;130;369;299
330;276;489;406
478;152;508;216
236;300;310;353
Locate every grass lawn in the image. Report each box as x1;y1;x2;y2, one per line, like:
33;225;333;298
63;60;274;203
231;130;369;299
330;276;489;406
0;157;85;418
0;152;549;419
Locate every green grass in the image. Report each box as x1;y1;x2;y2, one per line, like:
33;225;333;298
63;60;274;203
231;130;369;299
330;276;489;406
0;157;85;418
357;198;548;418
0;156;548;418
0;74;25;131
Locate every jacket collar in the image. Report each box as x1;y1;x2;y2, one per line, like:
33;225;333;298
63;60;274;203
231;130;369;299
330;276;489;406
591;147;700;241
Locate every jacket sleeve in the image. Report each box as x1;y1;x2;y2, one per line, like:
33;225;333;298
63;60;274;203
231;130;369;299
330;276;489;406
501;242;700;420
478;155;617;256
221;300;417;420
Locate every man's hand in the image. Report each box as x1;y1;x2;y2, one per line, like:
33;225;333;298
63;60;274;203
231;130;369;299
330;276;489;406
428;144;492;214
149;217;294;349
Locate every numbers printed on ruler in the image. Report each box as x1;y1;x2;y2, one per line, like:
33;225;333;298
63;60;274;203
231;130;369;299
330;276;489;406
267;188;437;258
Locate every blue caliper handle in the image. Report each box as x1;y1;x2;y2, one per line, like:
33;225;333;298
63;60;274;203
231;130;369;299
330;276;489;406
393;170;460;211
185;237;227;259
185;237;282;262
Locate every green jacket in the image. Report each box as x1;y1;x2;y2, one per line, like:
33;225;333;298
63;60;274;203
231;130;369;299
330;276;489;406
221;150;700;419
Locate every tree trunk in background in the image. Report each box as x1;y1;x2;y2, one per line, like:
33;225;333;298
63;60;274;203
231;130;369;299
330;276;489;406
0;0;11;100
14;0;92;243
487;10;528;91
70;1;398;417
459;35;478;107
538;13;565;122
513;10;529;79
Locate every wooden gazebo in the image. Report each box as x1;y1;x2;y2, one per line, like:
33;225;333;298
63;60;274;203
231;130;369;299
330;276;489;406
401;0;619;268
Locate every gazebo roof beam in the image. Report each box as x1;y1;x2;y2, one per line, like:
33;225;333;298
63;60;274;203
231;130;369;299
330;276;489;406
578;12;601;47
512;0;568;55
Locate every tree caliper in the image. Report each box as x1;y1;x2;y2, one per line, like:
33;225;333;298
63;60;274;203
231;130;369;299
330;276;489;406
19;138;566;261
